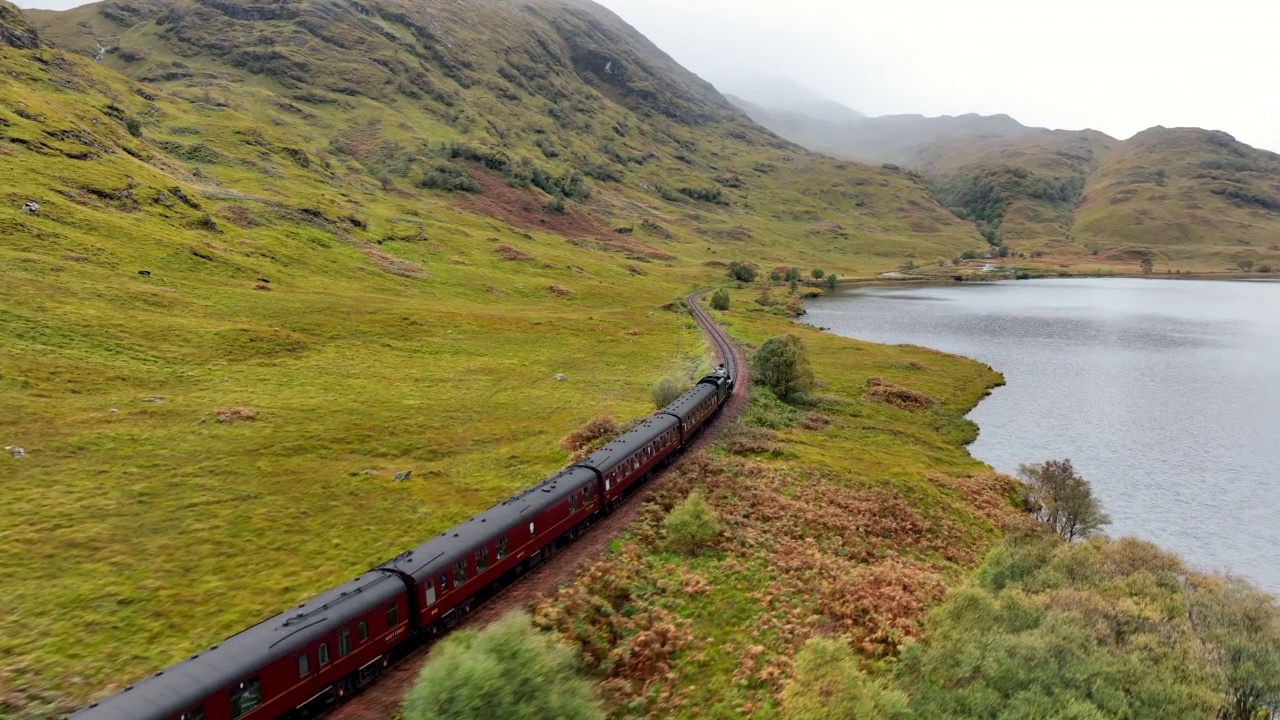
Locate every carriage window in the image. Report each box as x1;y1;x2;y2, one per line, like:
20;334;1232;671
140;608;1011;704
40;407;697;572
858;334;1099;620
297;654;309;678
476;545;490;572
358;621;368;642
454;559;468;587
496;534;509;560
181;706;204;720
427;579;439;605
529;521;536;535
318;643;330;665
569;491;579;512
230;678;262;719
387;600;400;627
338;628;352;657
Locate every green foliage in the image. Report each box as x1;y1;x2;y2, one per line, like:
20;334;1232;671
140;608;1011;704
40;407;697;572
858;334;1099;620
419;162;482;193
742;386;800;429
544;195;567;214
402;612;604;720
769;270;782;282
124;116;142;138
785;266;802;281
825;274;838;290
650;376;685;409
1017;459;1110;541
1188;575;1280;720
782;638;910;720
663;489;720;556
751;334;815;404
810;268;824;279
1237;259;1255;271
727;261;757;283
1259;264;1273;273
709;288;730;311
897;536;1222;720
789;278;799;294
677;186;726;204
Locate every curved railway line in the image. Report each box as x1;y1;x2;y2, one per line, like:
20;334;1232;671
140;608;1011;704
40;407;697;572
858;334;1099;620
326;290;745;720
70;291;746;720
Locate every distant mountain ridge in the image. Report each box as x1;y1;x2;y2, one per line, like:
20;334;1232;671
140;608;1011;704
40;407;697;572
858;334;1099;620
730;85;1280;269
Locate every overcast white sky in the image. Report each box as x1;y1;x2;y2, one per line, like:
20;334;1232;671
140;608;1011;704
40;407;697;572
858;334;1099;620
18;0;1280;150
596;0;1280;151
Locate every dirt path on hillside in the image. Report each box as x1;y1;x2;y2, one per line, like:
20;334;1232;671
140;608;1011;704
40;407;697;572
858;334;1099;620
329;292;747;720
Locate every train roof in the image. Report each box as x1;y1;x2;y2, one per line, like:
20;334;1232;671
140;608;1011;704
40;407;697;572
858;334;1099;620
379;465;599;583
575;413;679;475
657;382;718;423
69;572;404;720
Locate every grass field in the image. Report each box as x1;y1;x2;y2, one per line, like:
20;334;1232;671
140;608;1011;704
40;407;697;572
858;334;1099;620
533;294;1012;718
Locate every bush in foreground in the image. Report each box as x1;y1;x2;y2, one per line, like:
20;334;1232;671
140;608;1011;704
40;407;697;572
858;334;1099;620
402;612;604;720
751;334;815;404
664;489;720;556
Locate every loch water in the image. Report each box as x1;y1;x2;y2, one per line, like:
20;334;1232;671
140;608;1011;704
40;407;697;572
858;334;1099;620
804;278;1280;593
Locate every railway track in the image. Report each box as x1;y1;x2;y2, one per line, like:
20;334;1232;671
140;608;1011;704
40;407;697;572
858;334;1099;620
327;290;745;720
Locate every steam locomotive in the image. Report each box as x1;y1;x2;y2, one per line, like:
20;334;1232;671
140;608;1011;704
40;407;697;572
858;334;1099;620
71;366;734;720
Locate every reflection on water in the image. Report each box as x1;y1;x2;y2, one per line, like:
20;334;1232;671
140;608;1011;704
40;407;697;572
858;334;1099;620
805;278;1280;593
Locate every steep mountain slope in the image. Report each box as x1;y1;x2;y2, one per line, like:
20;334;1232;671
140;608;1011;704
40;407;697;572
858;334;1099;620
1;0;987;713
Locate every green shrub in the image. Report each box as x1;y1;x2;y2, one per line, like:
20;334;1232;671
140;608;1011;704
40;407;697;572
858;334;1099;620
727;261;757;283
743;386;800;429
124;117;142;138
402;612;604;720
782;638;910;720
811;268;825;279
709;288;730;311
650;376;685;409
751;334;815;404
825;274;838;290
664;489;720;556
545;196;567;214
419;162;482;193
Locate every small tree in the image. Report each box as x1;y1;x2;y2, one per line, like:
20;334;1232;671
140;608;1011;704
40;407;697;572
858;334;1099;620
124;116;143;138
1017;459;1110;541
402;612;604;720
789;278;799;294
650;376;685;409
751;334;816;404
811;268;825;279
664;489;720;555
1238;259;1255;272
755;287;772;306
709;288;730;311
727;261;757;283
787;266;802;281
825;274;838;290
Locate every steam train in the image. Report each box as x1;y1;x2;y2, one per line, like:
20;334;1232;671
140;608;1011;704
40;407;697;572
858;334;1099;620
70;366;735;720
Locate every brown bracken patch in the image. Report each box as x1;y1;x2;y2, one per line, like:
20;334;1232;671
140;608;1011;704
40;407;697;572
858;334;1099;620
548;284;572;298
863;377;935;411
455;170;608;238
215;407;256;423
496;245;533;261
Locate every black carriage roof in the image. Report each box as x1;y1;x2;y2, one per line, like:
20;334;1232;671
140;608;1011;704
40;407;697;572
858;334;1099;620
576;413;680;474
70;572;403;720
379;465;599;583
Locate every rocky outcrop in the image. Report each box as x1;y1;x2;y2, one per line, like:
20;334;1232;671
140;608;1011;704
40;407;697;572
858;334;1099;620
0;0;41;49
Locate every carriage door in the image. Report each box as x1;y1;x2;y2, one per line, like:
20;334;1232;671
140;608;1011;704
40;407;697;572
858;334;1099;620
425;580;437;607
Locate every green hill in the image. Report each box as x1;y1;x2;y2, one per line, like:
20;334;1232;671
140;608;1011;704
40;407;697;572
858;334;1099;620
1;0;991;712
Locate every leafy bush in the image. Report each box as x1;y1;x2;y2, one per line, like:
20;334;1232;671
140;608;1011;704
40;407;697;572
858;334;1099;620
751;334;815;404
677;186;725;204
402;612;604;720
825;274;838;290
419;162;482;193
545;196;567;214
811;268;825;279
664;489;720;556
124;117;142;138
782;638;910;720
650;376;685;409
709;288;730;311
727;261;757;283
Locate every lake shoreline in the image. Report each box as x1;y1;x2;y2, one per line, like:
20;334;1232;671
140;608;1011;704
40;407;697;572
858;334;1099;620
803;278;1280;595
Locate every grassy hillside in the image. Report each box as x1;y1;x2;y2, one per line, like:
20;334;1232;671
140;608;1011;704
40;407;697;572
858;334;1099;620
0;0;991;713
1075;127;1280;271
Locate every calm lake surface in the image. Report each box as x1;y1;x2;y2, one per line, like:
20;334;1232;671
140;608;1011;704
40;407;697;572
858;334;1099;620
805;278;1280;593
